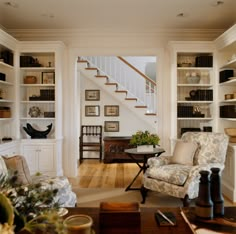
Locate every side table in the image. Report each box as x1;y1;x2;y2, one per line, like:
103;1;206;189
124;147;165;191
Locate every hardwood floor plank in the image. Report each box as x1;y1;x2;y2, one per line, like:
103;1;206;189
76;160;141;188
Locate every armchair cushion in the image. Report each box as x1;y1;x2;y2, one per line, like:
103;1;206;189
0;156;8;177
3;155;32;185
170;141;198;166
147;164;192;186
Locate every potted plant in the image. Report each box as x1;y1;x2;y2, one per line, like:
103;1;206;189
0;172;64;234
130;130;160;152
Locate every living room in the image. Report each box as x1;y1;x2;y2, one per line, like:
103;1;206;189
0;0;236;194
1;1;236;233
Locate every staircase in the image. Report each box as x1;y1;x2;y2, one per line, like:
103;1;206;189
77;56;157;125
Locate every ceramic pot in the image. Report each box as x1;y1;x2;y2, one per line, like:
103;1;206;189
187;76;200;84
137;145;154;152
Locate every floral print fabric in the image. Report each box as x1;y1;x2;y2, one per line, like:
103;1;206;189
143;132;229;199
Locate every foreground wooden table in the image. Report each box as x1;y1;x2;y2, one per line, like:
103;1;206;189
65;207;192;234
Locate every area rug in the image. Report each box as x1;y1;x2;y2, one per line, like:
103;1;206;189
73;188;185;207
73;188;234;208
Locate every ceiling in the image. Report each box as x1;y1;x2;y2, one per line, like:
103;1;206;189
0;0;236;33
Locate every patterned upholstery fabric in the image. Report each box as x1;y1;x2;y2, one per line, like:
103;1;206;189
1;155;77;207
0;156;8;177
143;132;229;200
147;164;192;186
31;174;77;207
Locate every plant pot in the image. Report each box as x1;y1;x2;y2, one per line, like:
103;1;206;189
137;145;154;152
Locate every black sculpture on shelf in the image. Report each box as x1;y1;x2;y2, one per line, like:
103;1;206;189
23;123;52;139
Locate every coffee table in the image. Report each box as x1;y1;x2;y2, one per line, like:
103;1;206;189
124;147;165;191
65;207;192;234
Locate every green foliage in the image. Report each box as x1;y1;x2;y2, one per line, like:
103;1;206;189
130;130;160;146
0;172;64;233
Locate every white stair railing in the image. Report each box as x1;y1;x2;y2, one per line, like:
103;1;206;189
81;56;157;113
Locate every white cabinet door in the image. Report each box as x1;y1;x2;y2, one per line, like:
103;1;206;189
37;145;55;173
22;145;38;174
22;143;55;175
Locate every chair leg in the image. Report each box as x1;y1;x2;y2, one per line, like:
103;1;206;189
140;185;148;204
99;148;102;162
182;194;191;207
79;149;83;164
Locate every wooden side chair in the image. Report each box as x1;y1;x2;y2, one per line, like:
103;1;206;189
79;125;103;163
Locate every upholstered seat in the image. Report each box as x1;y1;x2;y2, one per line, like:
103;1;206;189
141;132;229;206
1;155;77;207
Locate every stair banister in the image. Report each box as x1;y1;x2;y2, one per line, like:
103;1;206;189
80;56;157;113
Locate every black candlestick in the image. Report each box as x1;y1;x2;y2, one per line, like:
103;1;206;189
210;167;224;217
195;170;213;219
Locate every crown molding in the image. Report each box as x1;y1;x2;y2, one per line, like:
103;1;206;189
214;24;236;50
6;28;224;45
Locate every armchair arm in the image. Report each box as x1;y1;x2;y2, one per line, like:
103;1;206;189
189;163;224;179
184;163;224;199
147;155;172;168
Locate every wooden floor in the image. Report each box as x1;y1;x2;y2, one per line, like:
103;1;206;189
68;159;236;206
69;159;143;189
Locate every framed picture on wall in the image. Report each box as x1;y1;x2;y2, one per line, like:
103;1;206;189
85;105;100;116
85;90;100;101
104;121;119;132
42;72;55;84
104;105;119;116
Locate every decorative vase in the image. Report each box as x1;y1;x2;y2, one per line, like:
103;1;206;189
137;145;154;152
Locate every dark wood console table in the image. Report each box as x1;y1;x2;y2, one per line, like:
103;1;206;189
103;136;132;163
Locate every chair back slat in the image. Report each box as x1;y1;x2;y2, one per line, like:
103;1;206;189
79;125;103;163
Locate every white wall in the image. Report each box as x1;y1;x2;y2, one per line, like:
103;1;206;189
80;72;158;159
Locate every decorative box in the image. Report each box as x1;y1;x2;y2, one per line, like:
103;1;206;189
220;70;234;83
99;202;141;233
24;76;37;84
0;72;6;81
44;112;55;118
0;107;11;118
220;105;236;118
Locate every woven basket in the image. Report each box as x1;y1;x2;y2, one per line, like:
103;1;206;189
24;76;37;84
0;110;11;118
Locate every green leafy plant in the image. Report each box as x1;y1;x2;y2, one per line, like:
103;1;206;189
130;130;160;147
0;172;64;234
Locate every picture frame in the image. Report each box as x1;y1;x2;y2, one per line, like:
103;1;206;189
85;105;100;117
85;90;100;101
104;121;119;132
42;72;55;84
104;105;119;116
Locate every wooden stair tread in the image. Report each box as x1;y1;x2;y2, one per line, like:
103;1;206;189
125;98;137;101
95;75;108;78
145;113;156;116
105;82;118;86
85;67;98;70
135;105;147;108
115;90;127;93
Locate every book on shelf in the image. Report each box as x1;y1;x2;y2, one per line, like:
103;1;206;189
180;207;236;234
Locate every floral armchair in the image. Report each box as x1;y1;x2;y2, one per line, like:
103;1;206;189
141;132;229;206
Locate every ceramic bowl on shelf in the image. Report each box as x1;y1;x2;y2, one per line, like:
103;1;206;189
186;76;200;84
224;128;236;143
